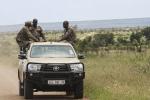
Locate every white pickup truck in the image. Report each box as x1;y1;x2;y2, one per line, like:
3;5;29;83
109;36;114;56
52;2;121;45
18;42;85;99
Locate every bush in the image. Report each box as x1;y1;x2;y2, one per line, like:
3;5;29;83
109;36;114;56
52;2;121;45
117;36;129;45
142;27;150;41
130;32;146;52
91;33;114;47
76;33;114;52
76;36;92;52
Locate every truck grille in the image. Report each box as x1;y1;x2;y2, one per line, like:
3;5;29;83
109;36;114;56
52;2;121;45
40;64;69;72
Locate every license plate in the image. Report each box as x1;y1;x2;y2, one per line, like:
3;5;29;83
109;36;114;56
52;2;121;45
48;80;65;85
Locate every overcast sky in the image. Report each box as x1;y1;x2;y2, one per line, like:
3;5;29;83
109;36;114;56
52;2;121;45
0;0;150;25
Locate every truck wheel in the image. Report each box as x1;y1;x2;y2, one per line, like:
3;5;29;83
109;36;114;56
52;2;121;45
74;80;84;99
24;80;33;99
19;81;24;96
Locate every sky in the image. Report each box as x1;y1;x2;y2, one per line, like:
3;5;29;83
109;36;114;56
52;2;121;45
0;0;150;25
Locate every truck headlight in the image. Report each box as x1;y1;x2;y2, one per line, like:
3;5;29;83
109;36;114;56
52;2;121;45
70;63;83;72
28;64;41;72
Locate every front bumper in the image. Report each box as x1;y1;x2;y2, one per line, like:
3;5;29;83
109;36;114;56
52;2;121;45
25;71;85;91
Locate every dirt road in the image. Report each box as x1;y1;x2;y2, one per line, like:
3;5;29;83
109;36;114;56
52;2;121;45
0;65;22;100
0;65;88;100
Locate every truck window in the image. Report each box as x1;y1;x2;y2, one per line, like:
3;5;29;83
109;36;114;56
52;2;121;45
30;45;76;58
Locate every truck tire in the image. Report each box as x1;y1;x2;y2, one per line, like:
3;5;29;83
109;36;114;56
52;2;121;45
19;81;24;96
74;80;84;99
24;80;33;99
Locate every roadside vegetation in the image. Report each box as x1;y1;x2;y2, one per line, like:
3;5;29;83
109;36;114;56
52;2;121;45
1;27;150;99
0;33;18;67
84;51;150;100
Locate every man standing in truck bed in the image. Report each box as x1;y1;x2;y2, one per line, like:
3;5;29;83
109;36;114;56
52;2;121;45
59;21;76;46
16;21;39;53
30;18;47;42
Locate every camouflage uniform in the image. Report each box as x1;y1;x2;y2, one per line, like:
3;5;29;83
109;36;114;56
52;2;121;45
16;22;39;53
61;27;76;46
30;26;46;42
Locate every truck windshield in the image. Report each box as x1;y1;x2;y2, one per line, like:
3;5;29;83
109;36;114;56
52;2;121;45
30;45;76;58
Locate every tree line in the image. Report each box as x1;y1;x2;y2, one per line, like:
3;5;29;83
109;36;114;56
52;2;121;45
76;27;150;53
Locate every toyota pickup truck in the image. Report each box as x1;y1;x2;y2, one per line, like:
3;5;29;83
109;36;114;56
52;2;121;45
18;42;85;99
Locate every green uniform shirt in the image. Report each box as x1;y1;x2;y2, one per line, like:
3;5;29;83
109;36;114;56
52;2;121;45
61;27;76;44
16;26;38;47
30;26;46;42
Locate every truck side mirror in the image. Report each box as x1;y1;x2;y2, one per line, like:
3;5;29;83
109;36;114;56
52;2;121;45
18;54;27;59
78;54;85;59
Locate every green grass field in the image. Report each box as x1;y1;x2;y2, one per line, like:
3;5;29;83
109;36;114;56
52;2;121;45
1;33;150;100
84;52;150;100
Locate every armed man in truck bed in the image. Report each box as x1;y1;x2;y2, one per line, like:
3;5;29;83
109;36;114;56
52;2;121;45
59;21;76;47
16;21;39;53
30;18;47;42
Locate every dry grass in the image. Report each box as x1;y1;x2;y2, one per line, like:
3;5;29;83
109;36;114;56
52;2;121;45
83;51;150;100
0;34;18;67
